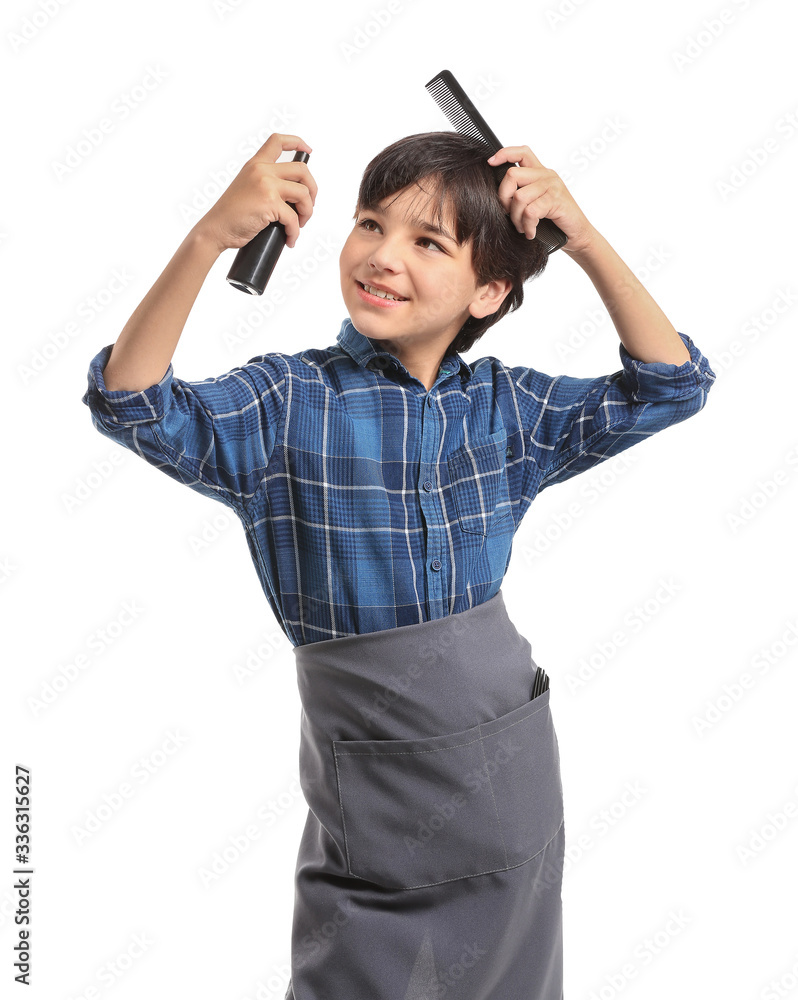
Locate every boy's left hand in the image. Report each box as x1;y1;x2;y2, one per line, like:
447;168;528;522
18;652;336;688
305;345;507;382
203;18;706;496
487;145;597;257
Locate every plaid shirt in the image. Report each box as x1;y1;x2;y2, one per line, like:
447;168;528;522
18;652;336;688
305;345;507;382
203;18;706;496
83;317;715;646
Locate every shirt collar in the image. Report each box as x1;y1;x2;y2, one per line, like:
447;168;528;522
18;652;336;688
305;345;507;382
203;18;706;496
335;317;472;384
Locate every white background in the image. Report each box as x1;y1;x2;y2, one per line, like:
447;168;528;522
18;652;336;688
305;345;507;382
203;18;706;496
3;0;797;997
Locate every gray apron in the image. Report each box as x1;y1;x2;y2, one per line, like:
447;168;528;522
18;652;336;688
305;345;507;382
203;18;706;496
285;590;565;999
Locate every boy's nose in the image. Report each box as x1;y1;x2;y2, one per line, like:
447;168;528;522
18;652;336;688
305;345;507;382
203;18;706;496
367;239;403;272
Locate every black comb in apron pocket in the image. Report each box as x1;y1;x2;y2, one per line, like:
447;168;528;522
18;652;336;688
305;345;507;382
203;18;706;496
332;687;563;890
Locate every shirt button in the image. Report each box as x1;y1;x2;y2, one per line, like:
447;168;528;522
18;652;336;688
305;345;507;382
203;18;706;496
431;559;442;571
423;480;433;492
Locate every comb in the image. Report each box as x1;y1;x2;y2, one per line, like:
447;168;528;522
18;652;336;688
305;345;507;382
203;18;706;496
531;664;550;699
425;69;568;255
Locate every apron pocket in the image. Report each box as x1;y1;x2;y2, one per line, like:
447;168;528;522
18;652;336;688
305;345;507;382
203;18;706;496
332;687;563;890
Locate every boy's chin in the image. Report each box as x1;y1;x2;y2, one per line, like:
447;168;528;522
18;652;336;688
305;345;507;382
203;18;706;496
355;325;394;340
348;307;461;341
344;304;402;339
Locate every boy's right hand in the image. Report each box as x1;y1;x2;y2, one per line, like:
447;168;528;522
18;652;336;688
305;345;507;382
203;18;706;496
194;134;317;255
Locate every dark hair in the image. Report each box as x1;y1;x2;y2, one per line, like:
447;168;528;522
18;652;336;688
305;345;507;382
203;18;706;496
353;131;550;354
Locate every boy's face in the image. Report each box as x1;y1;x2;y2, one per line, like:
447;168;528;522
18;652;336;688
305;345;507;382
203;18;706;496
339;181;508;357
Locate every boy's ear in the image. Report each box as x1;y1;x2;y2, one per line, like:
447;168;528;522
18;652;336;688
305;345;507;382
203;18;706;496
469;278;513;319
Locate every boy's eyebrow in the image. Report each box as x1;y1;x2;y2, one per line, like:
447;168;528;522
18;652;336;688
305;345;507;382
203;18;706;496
362;204;458;245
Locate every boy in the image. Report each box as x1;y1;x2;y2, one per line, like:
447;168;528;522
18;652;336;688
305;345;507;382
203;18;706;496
83;131;715;999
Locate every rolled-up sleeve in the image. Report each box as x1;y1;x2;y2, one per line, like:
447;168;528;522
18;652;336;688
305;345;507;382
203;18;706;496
82;344;288;510
514;331;716;492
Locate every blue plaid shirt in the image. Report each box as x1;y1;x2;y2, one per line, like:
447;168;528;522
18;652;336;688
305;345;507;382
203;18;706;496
82;317;715;646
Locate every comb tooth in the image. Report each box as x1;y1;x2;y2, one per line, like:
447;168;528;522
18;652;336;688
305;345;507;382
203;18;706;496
426;89;489;142
426;70;505;153
445;108;474;129
426;81;456;109
426;70;568;254
425;74;497;150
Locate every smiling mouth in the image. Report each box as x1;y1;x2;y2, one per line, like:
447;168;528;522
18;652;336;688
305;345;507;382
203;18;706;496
356;280;408;302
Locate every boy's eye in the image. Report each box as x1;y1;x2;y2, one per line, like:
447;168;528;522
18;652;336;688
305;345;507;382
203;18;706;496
356;218;445;253
416;236;445;253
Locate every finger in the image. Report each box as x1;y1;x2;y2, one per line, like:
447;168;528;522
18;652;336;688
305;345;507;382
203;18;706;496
508;183;548;234
273;160;318;206
250;133;313;165
488;145;543;169
273;179;315;241
509;192;535;235
496;166;550;215
277;203;300;247
516;192;558;239
494;168;521;214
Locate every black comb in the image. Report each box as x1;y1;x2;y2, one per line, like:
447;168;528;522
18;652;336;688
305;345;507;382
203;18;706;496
425;70;568;255
531;665;550;699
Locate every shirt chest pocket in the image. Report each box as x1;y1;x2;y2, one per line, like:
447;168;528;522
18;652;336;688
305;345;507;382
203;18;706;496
447;430;513;536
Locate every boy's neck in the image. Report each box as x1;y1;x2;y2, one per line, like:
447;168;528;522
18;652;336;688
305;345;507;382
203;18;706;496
373;335;455;392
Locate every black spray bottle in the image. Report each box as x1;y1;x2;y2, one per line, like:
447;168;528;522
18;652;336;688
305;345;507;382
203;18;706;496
226;149;310;295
